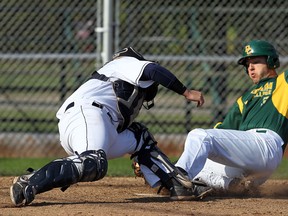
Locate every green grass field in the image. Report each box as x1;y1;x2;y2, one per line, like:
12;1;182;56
0;157;146;177
1;157;288;179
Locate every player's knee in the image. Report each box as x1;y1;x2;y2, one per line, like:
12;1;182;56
187;128;212;147
79;149;108;182
187;128;208;140
189;128;206;135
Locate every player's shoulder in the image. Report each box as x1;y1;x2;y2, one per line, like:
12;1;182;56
277;70;288;83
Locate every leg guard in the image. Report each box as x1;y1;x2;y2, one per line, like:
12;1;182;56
137;145;192;190
130;122;192;190
79;149;108;182
27;149;108;195
10;149;107;206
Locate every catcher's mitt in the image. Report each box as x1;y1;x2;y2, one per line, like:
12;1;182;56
131;160;144;178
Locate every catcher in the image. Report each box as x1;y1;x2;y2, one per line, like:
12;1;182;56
10;47;207;206
175;40;288;195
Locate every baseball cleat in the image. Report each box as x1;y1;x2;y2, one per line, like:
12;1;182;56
170;184;196;201
10;176;28;206
10;174;35;206
170;179;213;201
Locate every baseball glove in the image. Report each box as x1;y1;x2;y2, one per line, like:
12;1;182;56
131;160;144;178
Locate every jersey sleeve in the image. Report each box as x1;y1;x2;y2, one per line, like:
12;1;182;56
214;98;243;129
141;63;187;94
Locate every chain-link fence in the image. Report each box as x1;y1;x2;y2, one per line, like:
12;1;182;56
1;0;288;157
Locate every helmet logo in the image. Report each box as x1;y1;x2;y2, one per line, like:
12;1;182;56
245;45;253;55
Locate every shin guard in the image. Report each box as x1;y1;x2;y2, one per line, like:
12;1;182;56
129;122;192;190
26;149;108;195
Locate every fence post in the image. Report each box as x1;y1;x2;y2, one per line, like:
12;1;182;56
102;0;113;64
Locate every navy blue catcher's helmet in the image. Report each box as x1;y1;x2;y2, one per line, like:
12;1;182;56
112;47;147;61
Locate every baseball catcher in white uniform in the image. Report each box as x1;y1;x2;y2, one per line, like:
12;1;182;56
10;47;206;206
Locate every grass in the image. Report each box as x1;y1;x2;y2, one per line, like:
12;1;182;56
0;157;150;177
1;157;288;179
271;158;288;179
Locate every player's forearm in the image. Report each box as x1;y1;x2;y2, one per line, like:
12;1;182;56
141;63;187;94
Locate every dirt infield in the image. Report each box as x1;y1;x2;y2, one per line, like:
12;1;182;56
1;177;288;216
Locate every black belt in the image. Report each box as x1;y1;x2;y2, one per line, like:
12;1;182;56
65;101;103;112
256;129;267;133
90;71;109;81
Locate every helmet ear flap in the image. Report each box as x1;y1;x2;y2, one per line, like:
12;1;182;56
244;66;248;74
240;59;248;74
267;56;280;69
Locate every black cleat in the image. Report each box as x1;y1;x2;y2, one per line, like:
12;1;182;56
170;179;213;201
10;174;35;206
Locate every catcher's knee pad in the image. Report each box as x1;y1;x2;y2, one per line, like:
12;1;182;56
26;149;107;195
79;149;108;182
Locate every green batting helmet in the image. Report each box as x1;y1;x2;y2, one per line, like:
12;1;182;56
238;40;280;70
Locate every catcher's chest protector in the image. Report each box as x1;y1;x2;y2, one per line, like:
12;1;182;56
113;80;146;132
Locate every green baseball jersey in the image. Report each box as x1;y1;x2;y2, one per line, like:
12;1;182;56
215;70;288;144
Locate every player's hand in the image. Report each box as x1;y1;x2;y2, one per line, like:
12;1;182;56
183;89;205;107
